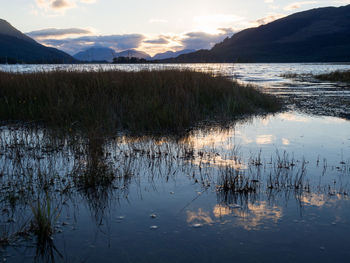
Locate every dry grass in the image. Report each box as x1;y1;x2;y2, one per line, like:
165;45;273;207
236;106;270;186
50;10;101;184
315;70;350;83
0;69;281;135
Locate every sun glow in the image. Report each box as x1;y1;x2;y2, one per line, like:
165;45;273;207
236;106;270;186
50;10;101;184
193;14;243;34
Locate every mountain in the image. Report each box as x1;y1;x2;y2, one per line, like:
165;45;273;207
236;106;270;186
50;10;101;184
116;49;151;60
165;5;350;63
0;19;76;64
73;47;151;62
74;47;117;62
151;49;196;60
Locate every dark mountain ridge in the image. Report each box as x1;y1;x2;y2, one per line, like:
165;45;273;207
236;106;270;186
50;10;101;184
73;47;151;62
0;19;76;64
151;49;196;60
165;5;350;63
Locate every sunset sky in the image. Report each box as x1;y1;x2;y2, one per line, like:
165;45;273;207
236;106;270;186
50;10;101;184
1;0;349;55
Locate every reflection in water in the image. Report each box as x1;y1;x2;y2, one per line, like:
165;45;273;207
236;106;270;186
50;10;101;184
213;201;283;231
213;205;231;218
190;155;247;170
187;209;214;226
301;193;349;207
73;135;116;224
302;193;327;207
233;202;283;231
0;111;350;262
188;201;283;231
282;138;290;145
279;112;310;123
256;135;274;145
181;129;234;149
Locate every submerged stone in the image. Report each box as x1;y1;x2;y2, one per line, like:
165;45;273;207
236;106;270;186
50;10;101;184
150;214;157;219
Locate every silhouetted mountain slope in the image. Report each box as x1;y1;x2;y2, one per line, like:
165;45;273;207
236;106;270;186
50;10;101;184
0;19;76;64
74;47;117;62
74;47;151;62
166;5;350;63
116;49;151;60
151;49;196;60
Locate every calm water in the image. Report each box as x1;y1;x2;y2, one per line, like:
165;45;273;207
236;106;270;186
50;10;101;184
2;63;350;84
1;64;350;262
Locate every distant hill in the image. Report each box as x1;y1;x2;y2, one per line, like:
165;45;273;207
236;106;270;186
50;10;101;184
0;19;76;64
116;49;151;60
165;5;350;63
74;47;116;62
151;49;196;60
74;47;151;62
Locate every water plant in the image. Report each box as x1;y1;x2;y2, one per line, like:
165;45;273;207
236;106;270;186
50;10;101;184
30;193;60;245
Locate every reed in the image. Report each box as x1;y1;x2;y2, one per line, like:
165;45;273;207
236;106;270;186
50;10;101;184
314;70;350;83
30;194;60;245
0;69;281;135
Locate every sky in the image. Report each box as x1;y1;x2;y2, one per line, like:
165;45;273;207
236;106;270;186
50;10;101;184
1;0;349;56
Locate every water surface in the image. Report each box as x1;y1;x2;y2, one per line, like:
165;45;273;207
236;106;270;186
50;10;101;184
1;64;350;262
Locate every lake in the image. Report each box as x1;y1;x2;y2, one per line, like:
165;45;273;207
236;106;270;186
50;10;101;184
1;63;350;262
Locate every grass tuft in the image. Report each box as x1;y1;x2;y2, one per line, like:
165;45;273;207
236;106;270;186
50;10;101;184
30;194;60;245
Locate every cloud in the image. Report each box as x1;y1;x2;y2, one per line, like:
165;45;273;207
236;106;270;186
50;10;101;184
144;38;169;44
193;14;244;34
193;14;243;25
28;9;296;57
32;25;237;56
217;27;236;34
254;14;286;25
35;0;96;14
284;1;318;11
27;28;92;39
181;30;234;50
149;18;168;24
39;34;145;54
51;0;73;9
34;26;237;56
333;0;350;4
36;0;75;11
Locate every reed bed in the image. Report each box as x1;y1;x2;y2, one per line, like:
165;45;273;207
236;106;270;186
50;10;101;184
314;70;350;83
281;70;350;83
0;69;281;135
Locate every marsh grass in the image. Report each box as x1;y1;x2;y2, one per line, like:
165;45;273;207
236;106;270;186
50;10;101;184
30;194;60;245
281;70;350;83
0;69;281;135
314;70;350;83
218;167;258;194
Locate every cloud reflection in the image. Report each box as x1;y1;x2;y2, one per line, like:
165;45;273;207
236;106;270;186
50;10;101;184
187;208;214;226
187;202;283;231
282;138;290;145
256;135;274;145
214;202;283;230
279;113;309;122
